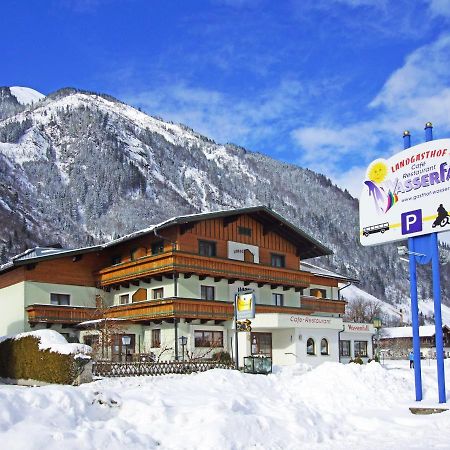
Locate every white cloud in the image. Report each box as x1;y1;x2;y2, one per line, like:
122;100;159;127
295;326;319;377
123;79;309;148
291;33;450;195
427;0;450;18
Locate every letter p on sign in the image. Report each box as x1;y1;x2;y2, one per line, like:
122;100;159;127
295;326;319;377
401;209;422;235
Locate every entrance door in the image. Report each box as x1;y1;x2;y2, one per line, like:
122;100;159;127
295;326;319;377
111;334;135;362
251;332;272;357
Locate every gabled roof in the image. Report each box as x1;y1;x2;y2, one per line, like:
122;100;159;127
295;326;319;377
300;261;359;283
103;205;332;259
0;206;332;273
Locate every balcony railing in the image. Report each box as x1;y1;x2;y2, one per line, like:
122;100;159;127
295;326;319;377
300;296;346;315
97;251;312;288
26;297;346;325
106;298;234;322
26;304;98;324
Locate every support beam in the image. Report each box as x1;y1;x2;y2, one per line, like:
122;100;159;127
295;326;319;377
244;281;251;286
199;275;207;281
214;277;222;283
283;286;291;291
183;273;192;279
271;284;279;290
228;279;237;284
257;282;265;288
131;280;140;286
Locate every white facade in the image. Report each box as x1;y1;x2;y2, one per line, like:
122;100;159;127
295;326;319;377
340;322;376;363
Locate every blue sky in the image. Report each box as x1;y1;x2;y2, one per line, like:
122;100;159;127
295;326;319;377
3;0;450;195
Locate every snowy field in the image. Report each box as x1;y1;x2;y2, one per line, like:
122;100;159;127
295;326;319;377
1;361;450;450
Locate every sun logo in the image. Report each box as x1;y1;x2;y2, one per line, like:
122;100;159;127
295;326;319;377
367;159;388;184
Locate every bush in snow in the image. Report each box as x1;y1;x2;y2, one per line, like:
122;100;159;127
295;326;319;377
0;329;92;385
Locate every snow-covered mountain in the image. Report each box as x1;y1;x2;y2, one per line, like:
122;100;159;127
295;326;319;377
9;87;45;105
0;86;448;318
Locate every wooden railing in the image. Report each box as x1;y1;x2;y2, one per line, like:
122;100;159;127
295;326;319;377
97;251;312;288
26;297;346;325
106;298;234;321
300;296;346;314
26;304;98;324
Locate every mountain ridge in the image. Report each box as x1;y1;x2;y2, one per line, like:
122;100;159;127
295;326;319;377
0;86;447;320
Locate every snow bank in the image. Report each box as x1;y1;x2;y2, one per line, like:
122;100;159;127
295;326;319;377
0;361;449;449
0;329;91;357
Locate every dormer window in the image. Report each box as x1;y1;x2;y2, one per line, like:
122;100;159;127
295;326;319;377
238;226;252;237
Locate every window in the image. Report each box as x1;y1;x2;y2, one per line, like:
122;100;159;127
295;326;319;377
201;285;215;300
151;240;164;255
199;240;216;257
310;288;327;299
194;330;223;347
272;293;284;306
307;338;315;355
340;340;351;357
271;253;285;268
354;341;368;357
152;288;164;299
152;329;161;348
84;334;99;348
321;338;329;355
111;255;121;265
119;294;130;305
50;293;70;306
238;226;252;237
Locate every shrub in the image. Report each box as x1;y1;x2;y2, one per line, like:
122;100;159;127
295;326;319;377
350;357;364;365
212;350;233;365
0;332;91;385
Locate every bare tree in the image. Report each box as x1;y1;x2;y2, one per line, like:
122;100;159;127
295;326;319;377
344;296;383;323
84;295;126;360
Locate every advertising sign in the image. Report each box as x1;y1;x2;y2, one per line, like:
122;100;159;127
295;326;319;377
360;139;450;245
227;241;259;263
235;290;256;320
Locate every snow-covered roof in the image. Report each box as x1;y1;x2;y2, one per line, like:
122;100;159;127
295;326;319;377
300;261;358;283
381;325;450;339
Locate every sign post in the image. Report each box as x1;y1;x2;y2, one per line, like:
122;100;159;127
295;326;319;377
234;289;256;370
360;123;447;403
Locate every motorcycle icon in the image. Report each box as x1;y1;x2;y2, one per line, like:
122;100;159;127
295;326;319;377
433;204;450;228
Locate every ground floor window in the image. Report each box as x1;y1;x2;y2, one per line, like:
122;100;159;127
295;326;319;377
307;338;315;355
320;338;329;355
251;332;272;357
151;329;161;348
340;340;351;357
354;340;368;357
194;330;223;348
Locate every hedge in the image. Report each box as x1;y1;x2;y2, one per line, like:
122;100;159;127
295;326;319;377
0;334;90;385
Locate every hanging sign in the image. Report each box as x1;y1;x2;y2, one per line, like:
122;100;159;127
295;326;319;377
235;290;256;320
360;138;450;245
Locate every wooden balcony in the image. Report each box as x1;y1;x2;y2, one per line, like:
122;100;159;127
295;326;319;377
300;296;346;315
26;304;98;325
26;296;346;325
106;298;234;322
97;251;312;288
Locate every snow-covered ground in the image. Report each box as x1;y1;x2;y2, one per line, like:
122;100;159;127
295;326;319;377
1;361;450;450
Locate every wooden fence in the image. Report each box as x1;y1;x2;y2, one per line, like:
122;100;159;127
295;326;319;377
92;360;234;377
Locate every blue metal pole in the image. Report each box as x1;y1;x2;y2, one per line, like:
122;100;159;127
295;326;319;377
425;122;446;403
404;130;423;401
408;237;423;401
431;232;446;402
